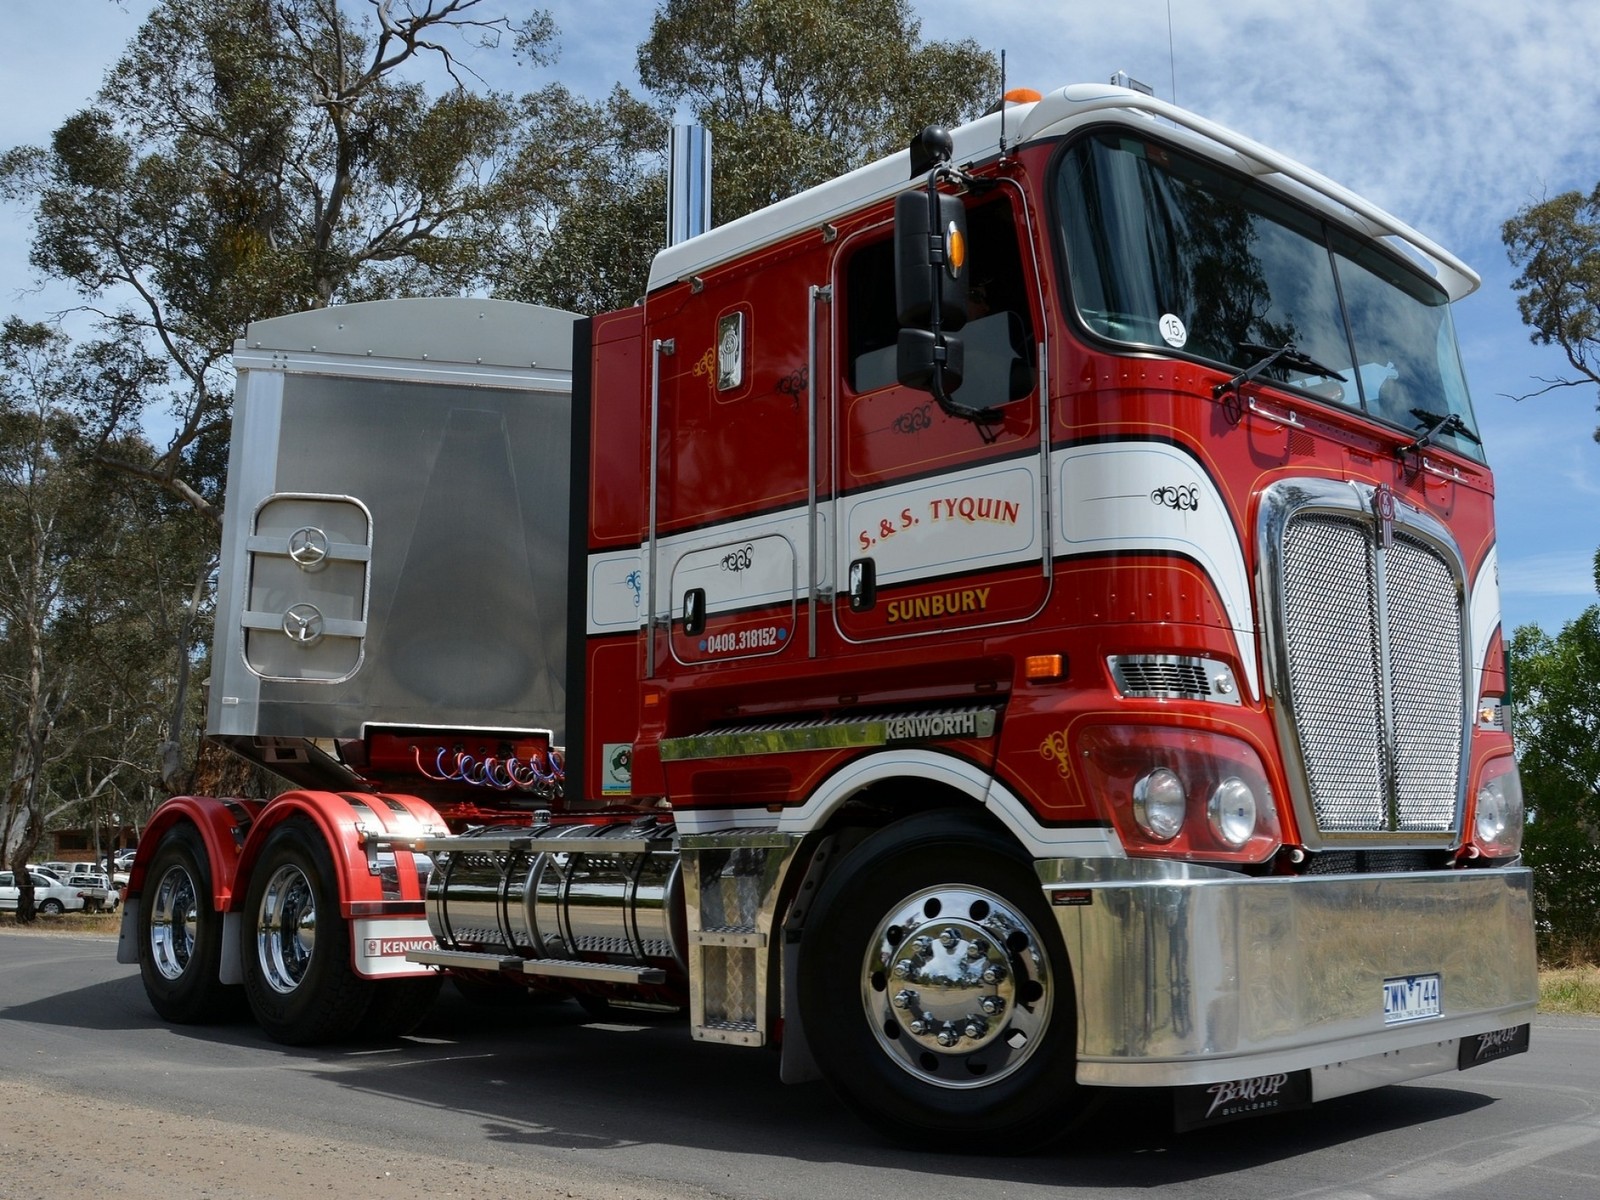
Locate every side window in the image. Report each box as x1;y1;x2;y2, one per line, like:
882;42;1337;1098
845;197;1036;401
845;238;899;393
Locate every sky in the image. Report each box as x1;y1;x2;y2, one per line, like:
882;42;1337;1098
3;0;1599;637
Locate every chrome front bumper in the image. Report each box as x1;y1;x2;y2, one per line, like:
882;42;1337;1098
1039;860;1536;1089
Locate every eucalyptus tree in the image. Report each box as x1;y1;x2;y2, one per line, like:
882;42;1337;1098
0;0;653;520
1508;600;1600;961
637;0;1001;226
1503;187;1600;441
0;321;209;916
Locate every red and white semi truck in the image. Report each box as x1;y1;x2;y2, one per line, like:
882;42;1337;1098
119;82;1536;1146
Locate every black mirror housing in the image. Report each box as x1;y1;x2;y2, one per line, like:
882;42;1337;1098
897;328;964;394
894;191;968;331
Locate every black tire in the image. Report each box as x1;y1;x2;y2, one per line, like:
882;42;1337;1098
138;822;241;1023
359;974;444;1040
38;899;65;916
797;811;1090;1149
241;817;374;1045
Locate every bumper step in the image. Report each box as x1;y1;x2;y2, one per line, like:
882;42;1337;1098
407;947;665;985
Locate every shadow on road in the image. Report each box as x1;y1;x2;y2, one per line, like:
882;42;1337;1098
5;967;1499;1189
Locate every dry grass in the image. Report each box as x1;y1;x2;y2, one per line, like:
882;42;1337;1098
0;909;121;934
1538;964;1600;1015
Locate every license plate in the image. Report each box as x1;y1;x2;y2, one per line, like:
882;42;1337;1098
1383;973;1441;1024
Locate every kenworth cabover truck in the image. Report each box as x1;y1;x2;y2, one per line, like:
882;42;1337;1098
119;83;1536;1146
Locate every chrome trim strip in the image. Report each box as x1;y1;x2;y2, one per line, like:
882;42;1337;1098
646;338;673;677
807;285;830;658
659;706;999;762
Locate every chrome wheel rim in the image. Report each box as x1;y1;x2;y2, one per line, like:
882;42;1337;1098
256;863;317;994
150;863;199;981
861;885;1052;1090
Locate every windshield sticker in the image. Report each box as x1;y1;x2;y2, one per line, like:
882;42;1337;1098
1159;314;1188;348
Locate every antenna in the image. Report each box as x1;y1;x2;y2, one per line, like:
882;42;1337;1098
998;49;1008;159
1167;0;1177;106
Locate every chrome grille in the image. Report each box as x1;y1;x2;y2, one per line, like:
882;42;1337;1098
1263;482;1468;847
1385;534;1464;831
1279;516;1385;831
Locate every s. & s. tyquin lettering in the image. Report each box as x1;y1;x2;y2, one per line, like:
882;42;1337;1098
884;587;990;624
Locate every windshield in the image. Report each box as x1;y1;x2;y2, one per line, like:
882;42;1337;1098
1055;131;1483;461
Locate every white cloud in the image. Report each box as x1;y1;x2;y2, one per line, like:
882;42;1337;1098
1499;551;1596;597
918;0;1600;256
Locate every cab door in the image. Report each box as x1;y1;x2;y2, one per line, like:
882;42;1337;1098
831;188;1051;642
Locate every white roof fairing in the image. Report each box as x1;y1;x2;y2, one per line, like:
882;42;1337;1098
645;83;1479;302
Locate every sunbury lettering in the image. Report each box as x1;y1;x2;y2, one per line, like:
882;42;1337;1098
885;587;991;625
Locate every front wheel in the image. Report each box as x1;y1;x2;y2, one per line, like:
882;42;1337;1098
242;818;374;1045
797;811;1090;1149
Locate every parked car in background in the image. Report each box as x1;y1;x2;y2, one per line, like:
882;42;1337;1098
0;870;88;915
65;870;118;912
113;848;136;871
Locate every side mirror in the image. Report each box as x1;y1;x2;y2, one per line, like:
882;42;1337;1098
896;329;963;395
894;188;983;413
894;190;968;331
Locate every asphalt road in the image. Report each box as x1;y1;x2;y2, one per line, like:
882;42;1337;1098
3;930;1597;1200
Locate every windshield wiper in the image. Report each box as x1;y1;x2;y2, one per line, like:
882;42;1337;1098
1213;340;1348;402
1402;408;1482;454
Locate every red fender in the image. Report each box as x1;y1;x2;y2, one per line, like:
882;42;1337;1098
126;796;267;910
129;791;445;916
232;790;447;916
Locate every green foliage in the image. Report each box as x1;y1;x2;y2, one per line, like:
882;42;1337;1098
1502;187;1600;440
638;0;1000;224
0;0;1007;831
1509;611;1600;960
0;0;664;517
1;321;213;900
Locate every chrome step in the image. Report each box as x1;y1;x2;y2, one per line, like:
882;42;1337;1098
520;957;666;985
408;948;523;972
407;947;665;985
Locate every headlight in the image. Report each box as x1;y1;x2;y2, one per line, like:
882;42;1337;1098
1474;760;1524;854
1208;776;1259;848
1133;768;1186;841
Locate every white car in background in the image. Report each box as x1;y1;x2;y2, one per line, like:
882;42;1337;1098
65;870;118;912
0;870;88;915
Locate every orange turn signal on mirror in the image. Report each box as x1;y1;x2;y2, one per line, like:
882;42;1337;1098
1024;654;1065;682
945;222;966;278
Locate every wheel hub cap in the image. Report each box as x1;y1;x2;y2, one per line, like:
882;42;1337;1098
150;865;198;981
257;863;317;994
864;886;1051;1089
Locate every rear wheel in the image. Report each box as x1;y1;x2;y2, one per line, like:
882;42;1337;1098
797;811;1089;1150
242;818;373;1045
138;823;239;1023
38;898;65;916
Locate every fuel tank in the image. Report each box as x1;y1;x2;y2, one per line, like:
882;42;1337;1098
425;820;688;978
